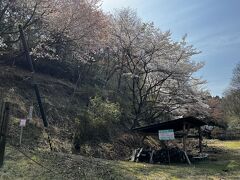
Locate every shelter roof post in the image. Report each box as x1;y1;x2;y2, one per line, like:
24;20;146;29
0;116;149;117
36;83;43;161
183;121;186;152
198;127;203;153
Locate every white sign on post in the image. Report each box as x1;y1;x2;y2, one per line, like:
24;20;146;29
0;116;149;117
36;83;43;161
19;119;27;146
19;119;26;127
159;129;175;140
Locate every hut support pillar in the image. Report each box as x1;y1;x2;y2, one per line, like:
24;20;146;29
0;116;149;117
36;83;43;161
183;122;186;152
182;122;191;165
198;127;203;153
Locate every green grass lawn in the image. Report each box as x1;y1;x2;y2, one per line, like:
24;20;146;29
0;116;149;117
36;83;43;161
0;140;240;180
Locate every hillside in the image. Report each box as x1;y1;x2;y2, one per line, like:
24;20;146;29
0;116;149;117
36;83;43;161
0;62;140;159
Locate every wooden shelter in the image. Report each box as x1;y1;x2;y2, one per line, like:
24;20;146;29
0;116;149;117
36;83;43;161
133;116;207;154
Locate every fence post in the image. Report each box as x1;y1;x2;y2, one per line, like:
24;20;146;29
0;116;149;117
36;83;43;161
0;102;10;168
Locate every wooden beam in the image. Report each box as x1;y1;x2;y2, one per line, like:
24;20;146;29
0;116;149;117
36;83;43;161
183;121;186;152
19;25;48;128
149;150;155;164
0;102;10;168
198;127;203;153
130;149;137;162
184;151;191;165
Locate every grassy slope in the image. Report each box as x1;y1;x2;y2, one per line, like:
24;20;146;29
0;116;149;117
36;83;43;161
0;64;93;153
0;145;134;180
0;140;240;180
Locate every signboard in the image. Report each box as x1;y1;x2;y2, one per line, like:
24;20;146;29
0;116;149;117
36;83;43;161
159;129;175;140
19;119;26;127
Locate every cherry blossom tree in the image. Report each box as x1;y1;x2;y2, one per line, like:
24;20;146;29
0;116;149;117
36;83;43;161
105;9;209;128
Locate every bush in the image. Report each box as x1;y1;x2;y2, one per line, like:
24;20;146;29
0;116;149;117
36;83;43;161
73;95;121;151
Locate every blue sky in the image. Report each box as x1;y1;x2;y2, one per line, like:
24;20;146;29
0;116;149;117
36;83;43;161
101;0;240;96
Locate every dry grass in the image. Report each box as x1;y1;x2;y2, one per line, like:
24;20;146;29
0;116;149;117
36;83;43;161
207;139;240;149
1;140;240;180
